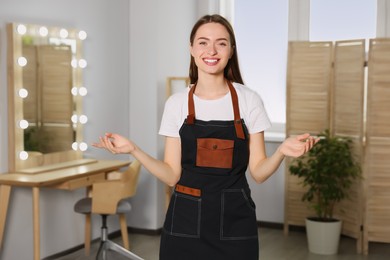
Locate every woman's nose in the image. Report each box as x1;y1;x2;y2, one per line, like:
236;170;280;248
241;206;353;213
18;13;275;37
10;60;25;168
207;45;217;55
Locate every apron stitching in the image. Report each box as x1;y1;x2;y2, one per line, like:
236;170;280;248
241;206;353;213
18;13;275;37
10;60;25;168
197;200;201;237
220;192;225;240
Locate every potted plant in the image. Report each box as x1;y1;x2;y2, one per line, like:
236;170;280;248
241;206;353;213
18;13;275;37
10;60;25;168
288;129;361;255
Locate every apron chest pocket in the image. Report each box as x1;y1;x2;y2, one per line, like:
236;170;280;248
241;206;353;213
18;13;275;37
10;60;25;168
196;138;234;169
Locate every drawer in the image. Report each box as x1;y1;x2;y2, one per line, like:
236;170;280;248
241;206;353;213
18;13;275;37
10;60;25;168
52;173;106;190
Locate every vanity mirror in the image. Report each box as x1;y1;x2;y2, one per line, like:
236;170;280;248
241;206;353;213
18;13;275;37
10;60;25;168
7;23;88;172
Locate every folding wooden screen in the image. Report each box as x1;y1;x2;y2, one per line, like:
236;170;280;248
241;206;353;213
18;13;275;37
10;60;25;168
363;38;390;254
331;40;365;250
284;40;366;253
284;41;332;230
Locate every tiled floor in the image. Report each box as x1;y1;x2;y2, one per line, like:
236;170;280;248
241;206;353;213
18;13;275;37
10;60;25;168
54;227;390;260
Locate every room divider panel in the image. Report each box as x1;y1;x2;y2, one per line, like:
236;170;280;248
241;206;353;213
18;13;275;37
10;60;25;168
331;39;365;251
284;41;332;231
363;38;390;254
284;39;368;253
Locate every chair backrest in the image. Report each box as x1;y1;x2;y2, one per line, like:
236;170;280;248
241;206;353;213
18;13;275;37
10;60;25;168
90;159;142;214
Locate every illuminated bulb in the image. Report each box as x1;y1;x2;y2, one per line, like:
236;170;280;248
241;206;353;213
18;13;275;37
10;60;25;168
78;30;87;40
79;142;88;151
78;87;88;96
78;59;87;68
19;119;29;129
71;87;78;96
18;88;28;98
39;26;48;37
72;142;78;151
71;115;78;124
17;57;28;67
71;59;78;68
17;24;27;35
60;28;69;38
79;115;88;124
19;151;29;160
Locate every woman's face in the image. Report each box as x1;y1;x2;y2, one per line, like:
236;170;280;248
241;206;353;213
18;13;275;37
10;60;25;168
190;22;233;78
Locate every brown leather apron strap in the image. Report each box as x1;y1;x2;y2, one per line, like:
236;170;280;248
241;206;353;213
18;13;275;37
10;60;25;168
227;81;245;140
187;81;245;139
187;84;196;124
175;184;201;197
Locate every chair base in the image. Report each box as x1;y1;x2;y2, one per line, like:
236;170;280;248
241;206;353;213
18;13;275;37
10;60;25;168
95;214;144;260
96;239;144;260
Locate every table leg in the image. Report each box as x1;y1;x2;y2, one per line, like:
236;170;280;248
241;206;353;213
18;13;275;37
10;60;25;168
84;186;92;255
32;187;40;260
0;185;11;249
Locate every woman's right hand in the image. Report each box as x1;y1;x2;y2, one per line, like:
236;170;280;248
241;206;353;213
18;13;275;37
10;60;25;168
92;133;136;154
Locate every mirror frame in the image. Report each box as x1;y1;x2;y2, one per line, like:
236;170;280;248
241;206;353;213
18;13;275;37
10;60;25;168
7;23;87;172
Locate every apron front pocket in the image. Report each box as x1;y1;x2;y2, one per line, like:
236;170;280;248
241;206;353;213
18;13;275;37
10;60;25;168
220;189;257;240
196;138;234;169
164;191;201;238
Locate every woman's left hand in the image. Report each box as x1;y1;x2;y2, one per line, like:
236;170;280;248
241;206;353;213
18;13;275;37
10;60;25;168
278;133;319;158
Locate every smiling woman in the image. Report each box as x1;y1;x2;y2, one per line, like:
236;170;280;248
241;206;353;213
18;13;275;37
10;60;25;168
7;22;88;171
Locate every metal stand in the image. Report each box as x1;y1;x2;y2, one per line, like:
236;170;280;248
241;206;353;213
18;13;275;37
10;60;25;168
96;215;144;260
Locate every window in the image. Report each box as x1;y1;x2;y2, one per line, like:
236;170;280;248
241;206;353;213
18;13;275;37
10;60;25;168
234;0;289;124
234;0;377;125
310;0;377;42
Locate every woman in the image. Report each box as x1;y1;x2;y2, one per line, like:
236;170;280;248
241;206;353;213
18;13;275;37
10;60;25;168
93;14;318;260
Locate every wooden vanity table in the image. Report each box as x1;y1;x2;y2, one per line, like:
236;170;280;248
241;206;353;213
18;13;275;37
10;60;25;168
0;159;130;260
2;22;130;260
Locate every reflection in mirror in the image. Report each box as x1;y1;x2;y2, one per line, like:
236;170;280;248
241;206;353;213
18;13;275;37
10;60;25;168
7;23;88;171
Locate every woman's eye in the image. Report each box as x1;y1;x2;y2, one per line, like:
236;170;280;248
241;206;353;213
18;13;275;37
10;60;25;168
199;41;207;46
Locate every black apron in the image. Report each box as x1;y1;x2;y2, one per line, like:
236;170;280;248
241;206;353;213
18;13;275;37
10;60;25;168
160;81;259;260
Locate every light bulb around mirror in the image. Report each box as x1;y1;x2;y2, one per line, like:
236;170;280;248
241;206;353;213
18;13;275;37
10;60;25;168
79;115;88;124
78;30;87;40
19;119;29;129
72;142;78;151
18;88;28;98
79;87;88;96
71;86;88;96
71;87;78;96
19;151;29;160
78;59;87;68
79;142;88;151
17;24;27;35
71;115;78;124
39;26;48;37
71;59;78;68
17;57;27;67
60;28;69;38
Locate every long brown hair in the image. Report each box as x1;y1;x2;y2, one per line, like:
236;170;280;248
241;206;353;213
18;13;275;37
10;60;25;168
189;14;244;85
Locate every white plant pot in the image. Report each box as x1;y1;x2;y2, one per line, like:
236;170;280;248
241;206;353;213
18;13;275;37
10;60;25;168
305;218;342;255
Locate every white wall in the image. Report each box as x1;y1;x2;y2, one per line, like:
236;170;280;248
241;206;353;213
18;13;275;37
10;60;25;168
128;0;198;230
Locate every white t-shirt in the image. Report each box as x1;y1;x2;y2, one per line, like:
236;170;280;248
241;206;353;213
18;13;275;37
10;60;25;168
159;82;271;137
